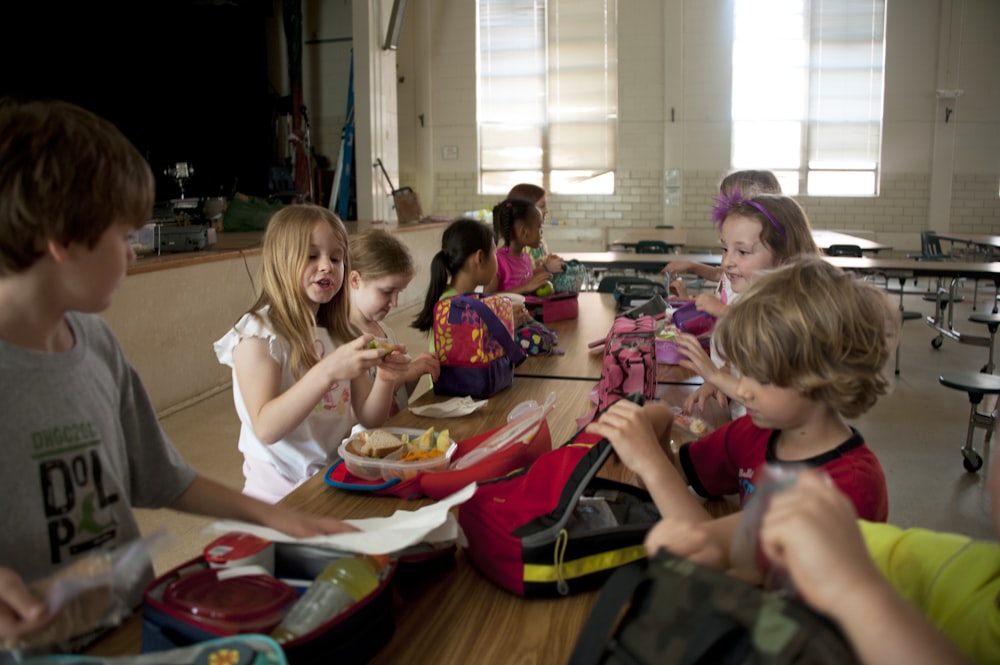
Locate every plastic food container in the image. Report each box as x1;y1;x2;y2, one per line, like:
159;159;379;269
204;532;275;573
671;301;716;336
656;338;684;364
338;428;458;481
161;568;298;634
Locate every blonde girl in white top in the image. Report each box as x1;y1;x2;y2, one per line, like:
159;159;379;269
215;205;408;503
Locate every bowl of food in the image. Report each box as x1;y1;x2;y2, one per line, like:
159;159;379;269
338;427;457;481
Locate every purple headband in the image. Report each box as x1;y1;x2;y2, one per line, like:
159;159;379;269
710;187;785;239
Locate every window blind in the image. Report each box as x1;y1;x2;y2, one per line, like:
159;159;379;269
732;0;885;196
478;0;618;195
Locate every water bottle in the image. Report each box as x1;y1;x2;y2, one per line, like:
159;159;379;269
271;556;382;642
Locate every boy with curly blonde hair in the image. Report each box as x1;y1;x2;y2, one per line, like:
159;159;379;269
588;255;898;525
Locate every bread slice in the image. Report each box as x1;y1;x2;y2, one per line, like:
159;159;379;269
359;430;406;458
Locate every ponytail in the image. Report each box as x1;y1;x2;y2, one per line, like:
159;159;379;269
411;218;494;332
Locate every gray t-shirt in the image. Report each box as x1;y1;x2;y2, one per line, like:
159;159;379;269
0;312;196;607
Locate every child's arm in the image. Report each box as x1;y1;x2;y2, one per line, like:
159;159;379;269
661;260;722;283
503;271;553;295
536;254;566;274
168;474;357;536
693;293;729;319
759;472;971;665
0;568;48;644
233;334;384;445
643;513;743;572
586;401;710;523
350;350;411;428
400;351;440;396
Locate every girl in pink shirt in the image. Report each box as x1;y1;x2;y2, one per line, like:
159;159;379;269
486;197;554;294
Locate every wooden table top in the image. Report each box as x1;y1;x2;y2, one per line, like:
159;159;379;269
273;377;721;665
516;292;702;385
85;373;722;663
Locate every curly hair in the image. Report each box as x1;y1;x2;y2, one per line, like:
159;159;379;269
715;255;899;418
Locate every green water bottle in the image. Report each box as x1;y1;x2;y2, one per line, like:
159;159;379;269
271;556;381;643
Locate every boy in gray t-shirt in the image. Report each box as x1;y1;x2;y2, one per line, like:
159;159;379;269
0;98;357;651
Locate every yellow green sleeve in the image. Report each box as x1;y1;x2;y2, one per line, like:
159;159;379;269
858;520;1000;664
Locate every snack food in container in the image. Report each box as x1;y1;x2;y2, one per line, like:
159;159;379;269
338;427;457;481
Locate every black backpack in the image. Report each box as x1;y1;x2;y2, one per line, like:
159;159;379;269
568;551;862;665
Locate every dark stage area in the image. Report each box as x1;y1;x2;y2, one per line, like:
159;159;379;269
1;1;276;200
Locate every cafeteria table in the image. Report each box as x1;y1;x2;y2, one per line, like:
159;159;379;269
516;292;703;385
609;228;688;252
85;377;727;664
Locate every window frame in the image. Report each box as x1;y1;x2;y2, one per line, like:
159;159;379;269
731;0;886;197
476;0;619;197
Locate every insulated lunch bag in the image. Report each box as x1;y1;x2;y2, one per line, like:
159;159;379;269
142;541;396;665
432;293;526;398
552;259;589;292
458;404;661;597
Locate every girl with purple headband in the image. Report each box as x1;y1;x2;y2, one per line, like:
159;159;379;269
663;169;782;306
672;191;821;418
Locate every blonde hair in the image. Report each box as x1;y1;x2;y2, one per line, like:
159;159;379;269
0;98;154;274
247;204;353;379
349;229;415;280
716;255;899;418
720;170;781;198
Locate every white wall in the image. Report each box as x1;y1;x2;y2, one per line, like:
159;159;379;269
289;0;999;252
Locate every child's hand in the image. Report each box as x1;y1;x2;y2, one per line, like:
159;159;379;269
669;278;689;299
694;293;728;319
513;304;530;327
586;400;669;477
374;351;412;385
0;567;49;645
644;518;728;571
544;254;565;274
661;260;694;276
320;335;386;384
757;471;881;617
683;382;727;414
269;511;360;538
525;272;554;292
402;351;441;383
673;332;717;380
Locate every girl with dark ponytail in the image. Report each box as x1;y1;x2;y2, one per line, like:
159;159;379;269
411;218;498;332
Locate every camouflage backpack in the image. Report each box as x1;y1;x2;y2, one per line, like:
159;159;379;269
568;551;861;665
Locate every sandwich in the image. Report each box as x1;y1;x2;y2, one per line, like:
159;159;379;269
348;430;406;458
